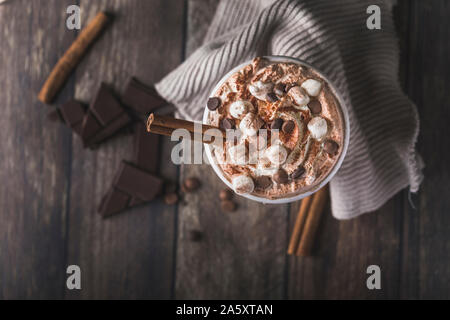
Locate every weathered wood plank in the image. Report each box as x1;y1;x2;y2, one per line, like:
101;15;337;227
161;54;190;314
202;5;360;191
174;0;289;300
405;0;450;299
0;0;76;299
65;0;184;299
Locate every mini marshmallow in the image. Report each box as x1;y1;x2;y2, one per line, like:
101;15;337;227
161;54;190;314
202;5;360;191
288;86;310;107
265;144;288;166
227;144;247;165
307;117;328;140
232;175;255;195
239;112;264;136
249;81;274;101
301;79;322;97
229;100;254;119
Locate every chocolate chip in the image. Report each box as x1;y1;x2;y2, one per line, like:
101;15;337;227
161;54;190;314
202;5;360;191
308;100;322;114
255;176;273;189
221;200;237;212
266;92;278;102
220;118;235;130
207;97;221;111
323;140;339;155
282;120;295;134
183;177;201;192
273;169;289;184
270;118;283;130
219;189;233;201
188;230;203;242
290;166;306;179
274;83;286;96
164;193;179;205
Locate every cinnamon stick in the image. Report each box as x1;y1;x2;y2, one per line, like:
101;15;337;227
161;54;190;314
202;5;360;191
287;195;313;255
296;185;329;256
38;12;111;104
147;113;224;144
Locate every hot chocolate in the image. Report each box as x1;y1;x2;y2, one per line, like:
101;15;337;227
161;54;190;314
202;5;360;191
205;57;346;200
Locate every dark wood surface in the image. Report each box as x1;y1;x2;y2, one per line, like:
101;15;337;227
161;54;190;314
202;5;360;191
0;0;449;299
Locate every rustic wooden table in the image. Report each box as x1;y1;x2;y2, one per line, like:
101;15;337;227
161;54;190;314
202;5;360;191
0;0;449;299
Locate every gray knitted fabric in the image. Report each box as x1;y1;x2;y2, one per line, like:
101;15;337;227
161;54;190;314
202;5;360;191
155;0;422;219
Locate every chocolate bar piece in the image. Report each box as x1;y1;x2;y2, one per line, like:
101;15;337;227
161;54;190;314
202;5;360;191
133;123;160;173
81;84;132;147
114;161;163;201
47;100;87;136
122;78;167;115
98;188;131;217
98;161;163;218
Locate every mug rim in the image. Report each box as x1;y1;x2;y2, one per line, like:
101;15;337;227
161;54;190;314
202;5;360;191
203;55;350;204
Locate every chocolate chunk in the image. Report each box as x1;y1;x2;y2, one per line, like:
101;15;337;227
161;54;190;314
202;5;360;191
266;92;278;102
98;188;131;218
220;118;235;130
81;111;102;140
282;120;295;134
255;176;273;189
308;100;322;114
270;118;283;130
60;101;86;126
207;97;221;111
219;189;233;201
221;200;237;212
122;78;167;115
274;83;286;96
164;193;179;205
114;161;163;202
290;166;306;179
84;112;132;147
90;84;124;126
273;169;289;184
183;177;201;192
47;109;64;123
81;84;132;147
188;230;203;242
134;123;160;174
323;139;339;155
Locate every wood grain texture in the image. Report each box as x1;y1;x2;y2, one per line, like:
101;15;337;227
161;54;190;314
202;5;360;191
405;0;450;299
0;0;76;299
174;0;289;299
64;0;183;299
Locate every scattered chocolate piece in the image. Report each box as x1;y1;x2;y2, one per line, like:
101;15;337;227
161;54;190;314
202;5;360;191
219;189;233;201
114;161;163;201
220;118;235;130
270;118;283;130
48;101;87;136
266;92;278;102
308;99;322;114
282;120;295;134
273;169;289;184
90;84;124;126
274;83;286;96
183;177;201;192
164;193;179;205
81;84;132;147
48;109;64;123
221;200;237;212
255;176;273;189
134;123;160;173
98;188;131;218
323;139;339;155
122;78;167;115
188;230;203;242
290;166;306;179
207;97;221;111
